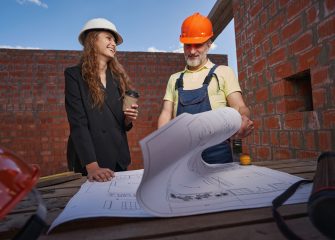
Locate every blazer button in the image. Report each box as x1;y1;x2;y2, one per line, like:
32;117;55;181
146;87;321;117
102;130;107;134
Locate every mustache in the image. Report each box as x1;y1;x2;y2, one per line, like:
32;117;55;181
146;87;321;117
187;54;199;58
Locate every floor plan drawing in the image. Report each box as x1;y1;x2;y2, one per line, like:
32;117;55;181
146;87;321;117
48;169;152;233
137;108;312;217
49;108;312;232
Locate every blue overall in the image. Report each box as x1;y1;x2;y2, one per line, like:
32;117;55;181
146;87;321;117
176;65;233;164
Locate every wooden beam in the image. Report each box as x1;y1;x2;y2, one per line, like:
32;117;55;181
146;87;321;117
37;172;82;188
208;0;233;41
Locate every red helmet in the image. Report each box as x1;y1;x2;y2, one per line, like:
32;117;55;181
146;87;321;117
180;12;213;44
0;147;40;219
0;147;46;239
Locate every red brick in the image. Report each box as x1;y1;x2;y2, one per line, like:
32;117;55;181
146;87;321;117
274;62;294;80
263;39;271;53
282;17;303;41
318;16;335;40
303;131;316;149
270;1;279;16
290;131;302;149
318;131;332;151
311;66;329;86
312;88;326;109
261;131;270;145
290;31;313;54
297;47;322;72
274;148;292;160
267;102;275;114
250;1;262;17
296;150;320;159
285;98;306;112
268;48;286;66
256;87;269;102
253;118;263;130
324;0;335;17
252;30;265;46
279;131;289;147
254;131;261;145
268;13;286;34
253;58;266;72
256;146;271;160
323;110;335;128
284;112;304;129
271;33;280;49
255;46;262;59
270;131;279;145
287;0;311;20
260;11;267;24
264;115;281;129
306;5;318;25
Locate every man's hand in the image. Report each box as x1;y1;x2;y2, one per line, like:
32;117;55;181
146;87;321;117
86;162;115;182
233;115;254;139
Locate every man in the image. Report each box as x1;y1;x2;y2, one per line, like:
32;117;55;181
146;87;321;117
158;12;254;164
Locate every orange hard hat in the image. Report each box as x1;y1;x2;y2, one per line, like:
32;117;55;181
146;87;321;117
180;12;213;44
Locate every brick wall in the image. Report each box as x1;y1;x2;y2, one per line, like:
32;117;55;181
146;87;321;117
0;49;227;176
233;0;335;161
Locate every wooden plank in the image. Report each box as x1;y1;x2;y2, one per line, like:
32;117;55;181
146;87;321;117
278;166;316;175
39;177;86;191
37;172;83;188
154;217;327;240
208;0;233;41
294;172;315;180
255;161;316;170
254;159;314;166
40;204;309;240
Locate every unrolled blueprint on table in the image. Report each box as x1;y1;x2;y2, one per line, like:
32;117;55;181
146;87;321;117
49;108;312;231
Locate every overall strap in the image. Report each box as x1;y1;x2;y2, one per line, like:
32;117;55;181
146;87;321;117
175;72;185;90
203;64;220;90
175;65;220;90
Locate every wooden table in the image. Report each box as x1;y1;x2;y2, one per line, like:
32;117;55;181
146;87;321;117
0;159;328;240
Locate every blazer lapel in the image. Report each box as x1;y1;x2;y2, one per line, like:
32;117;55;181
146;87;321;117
105;70;124;125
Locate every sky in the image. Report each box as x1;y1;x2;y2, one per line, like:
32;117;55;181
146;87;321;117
0;0;238;75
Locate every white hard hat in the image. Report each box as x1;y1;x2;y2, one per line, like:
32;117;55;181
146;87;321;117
78;18;123;46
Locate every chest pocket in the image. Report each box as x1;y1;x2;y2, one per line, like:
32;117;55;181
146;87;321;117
178;87;208;106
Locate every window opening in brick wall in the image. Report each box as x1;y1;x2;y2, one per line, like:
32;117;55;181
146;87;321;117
284;69;313;112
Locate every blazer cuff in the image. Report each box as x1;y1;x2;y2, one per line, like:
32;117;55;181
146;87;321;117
125;122;133;131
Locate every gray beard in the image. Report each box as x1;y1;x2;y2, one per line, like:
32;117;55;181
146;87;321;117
186;58;201;67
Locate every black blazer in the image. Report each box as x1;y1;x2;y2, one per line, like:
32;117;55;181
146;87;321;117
64;65;132;175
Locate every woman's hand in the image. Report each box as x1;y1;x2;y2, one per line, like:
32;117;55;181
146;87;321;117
124;104;139;126
86;162;114;182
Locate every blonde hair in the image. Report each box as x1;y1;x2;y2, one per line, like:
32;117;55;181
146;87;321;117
80;31;132;108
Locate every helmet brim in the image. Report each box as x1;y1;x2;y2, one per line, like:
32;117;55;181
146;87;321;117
78;28;123;46
180;35;212;44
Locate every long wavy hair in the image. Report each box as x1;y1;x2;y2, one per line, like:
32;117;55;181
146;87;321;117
80;30;132;108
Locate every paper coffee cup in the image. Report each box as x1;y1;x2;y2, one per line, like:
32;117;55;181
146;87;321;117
123;90;139;111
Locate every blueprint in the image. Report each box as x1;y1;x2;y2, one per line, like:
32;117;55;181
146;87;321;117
48;169;152;232
49;108;312;232
136;108;312;216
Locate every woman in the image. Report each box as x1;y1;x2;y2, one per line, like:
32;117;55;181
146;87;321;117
65;18;139;182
